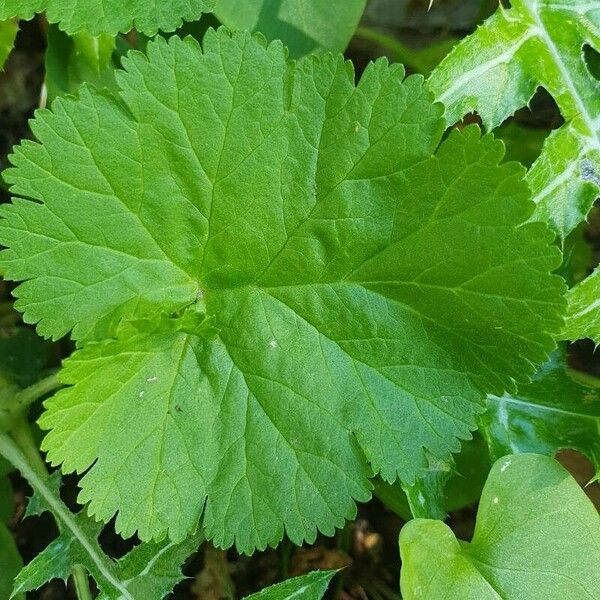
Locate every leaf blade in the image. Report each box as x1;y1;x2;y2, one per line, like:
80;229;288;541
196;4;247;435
243;570;336;600
0;0;216;35
214;0;366;58
400;454;600;600
0;30;566;552
482;349;600;477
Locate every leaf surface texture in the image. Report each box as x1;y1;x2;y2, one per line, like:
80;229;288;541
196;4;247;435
0;30;565;552
0;0;215;35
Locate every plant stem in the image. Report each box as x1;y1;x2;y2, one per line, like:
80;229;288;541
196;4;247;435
354;26;423;72
0;428;96;600
11;372;61;414
10;418;47;478
569;368;600;388
279;537;292;580
73;566;94;600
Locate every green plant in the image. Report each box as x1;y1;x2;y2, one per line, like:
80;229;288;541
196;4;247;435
0;0;216;35
0;0;597;599
429;0;600;243
400;453;600;599
0;27;565;549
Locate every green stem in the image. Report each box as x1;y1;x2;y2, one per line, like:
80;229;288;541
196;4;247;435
10;418;47;478
279;537;292;580
569;368;600;388
11;373;61;415
73;566;93;600
354;26;425;73
0;429;100;600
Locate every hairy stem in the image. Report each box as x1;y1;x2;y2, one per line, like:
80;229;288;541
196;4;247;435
0;429;99;600
10;418;47;478
11;372;61;415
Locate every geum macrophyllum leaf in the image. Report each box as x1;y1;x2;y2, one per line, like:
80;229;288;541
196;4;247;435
0;30;565;553
482;348;600;477
562;264;600;344
399;454;600;600
429;0;600;242
0;0;215;36
214;0;367;58
242;570;336;600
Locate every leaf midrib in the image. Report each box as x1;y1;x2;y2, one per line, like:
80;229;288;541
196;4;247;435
490;394;600;421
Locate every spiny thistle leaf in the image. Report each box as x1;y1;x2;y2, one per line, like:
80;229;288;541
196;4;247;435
483;348;600;479
429;0;600;242
14;473;201;599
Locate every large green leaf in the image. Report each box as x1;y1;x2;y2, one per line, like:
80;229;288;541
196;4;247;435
429;0;600;241
563;265;600;343
0;0;215;35
214;0;366;58
400;454;600;600
0;30;565;553
243;571;336;600
483;349;600;477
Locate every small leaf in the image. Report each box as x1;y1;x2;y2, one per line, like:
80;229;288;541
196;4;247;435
0;0;216;35
214;0;366;57
400;454;600;600
483;349;600;477
243;570;336;600
429;0;600;241
96;535;203;600
13;471;201;599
